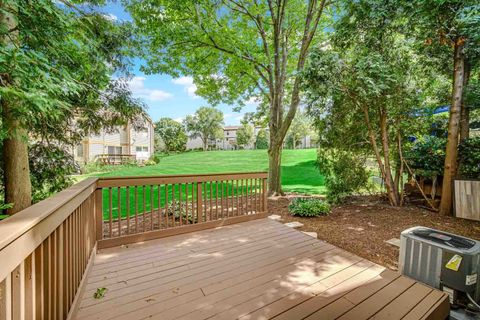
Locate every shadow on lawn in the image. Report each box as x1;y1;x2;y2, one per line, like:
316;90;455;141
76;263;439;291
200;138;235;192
281;160;325;195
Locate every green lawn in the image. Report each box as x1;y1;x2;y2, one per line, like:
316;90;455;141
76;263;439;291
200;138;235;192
80;149;324;219
85;149;325;194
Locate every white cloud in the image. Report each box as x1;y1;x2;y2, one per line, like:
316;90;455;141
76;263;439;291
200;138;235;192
127;76;172;102
173;117;184;123
103;13;118;21
172;76;198;98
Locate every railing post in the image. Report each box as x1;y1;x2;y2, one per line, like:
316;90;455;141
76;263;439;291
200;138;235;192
262;178;268;212
94;188;103;242
196;183;202;223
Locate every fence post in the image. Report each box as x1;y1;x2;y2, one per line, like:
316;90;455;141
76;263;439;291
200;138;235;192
196;183;203;223
94;188;103;242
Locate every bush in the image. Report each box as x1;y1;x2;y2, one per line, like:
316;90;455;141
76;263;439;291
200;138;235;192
458;137;480;179
288;198;330;217
404;136;446;178
29;142;80;202
317;149;371;204
144;159;156;166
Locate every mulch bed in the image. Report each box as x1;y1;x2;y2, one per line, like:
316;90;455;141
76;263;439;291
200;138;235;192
268;195;480;271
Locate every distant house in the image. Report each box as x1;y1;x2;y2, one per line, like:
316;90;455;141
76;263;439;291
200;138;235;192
73;117;155;164
186;125;268;150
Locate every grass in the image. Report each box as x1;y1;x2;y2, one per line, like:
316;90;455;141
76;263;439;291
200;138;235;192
79;149;325;219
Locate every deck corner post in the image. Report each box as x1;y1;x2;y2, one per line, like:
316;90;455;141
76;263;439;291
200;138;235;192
262;178;268;212
94;188;103;242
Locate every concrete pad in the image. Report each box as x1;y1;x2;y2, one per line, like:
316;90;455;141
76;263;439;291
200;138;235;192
385;238;401;247
284;221;304;228
302;231;318;239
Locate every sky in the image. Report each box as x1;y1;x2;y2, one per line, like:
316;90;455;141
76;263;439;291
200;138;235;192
99;2;258;126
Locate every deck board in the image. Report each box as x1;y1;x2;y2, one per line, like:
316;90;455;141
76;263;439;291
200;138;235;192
73;219;449;320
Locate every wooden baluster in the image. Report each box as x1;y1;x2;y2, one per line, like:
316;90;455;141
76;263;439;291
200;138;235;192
11;263;23;320
196;182;202;223
24;254;34;320
34;244;43;319
150;186;154;231
192;182;193;223
142;185;146;233
250;179;253;214
236;180;239;216
157;185;162;229
108;188;113;238
171;184;176;226
126;187;130;235
164;184;169;229
203;182;207;220
117;187;121;237
185;183;189;225
179;184;183;226
134;186;139;234
253;179;257;213
215;181;219;220
209;182;213;221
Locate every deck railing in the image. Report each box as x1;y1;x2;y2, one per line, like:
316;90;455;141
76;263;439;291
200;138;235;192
96;172;269;249
0;172;268;319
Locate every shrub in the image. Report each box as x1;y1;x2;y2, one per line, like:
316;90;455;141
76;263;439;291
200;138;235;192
29;142;80;202
458;137;480;179
144;159;157;166
404;136;446;178
288;198;330;217
317;149;371;204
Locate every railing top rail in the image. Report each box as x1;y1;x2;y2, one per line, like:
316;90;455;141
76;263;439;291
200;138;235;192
0;177;98;252
97;172;268;188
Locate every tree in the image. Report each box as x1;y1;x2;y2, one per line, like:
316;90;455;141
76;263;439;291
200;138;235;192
255;129;269;149
0;1;145;214
287;110;312;149
184;107;224;151
125;0;332;195
154;118;188;152
236;124;254;149
303;0;444;206
405;0;480;215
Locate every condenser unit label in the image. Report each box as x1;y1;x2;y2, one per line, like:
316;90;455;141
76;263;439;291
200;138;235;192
466;274;477;286
445;254;462;271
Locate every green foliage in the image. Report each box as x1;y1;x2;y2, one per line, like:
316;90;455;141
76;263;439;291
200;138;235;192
236;124;254;148
404;136;446;178
143;159;156;166
317;150;371;204
184;107;224;150
93;287;107;299
255;129;269;149
28;143;79;203
154;118;187;152
458;137;480;179
288;198;330;217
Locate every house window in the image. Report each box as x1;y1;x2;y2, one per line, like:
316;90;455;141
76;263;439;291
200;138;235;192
107;146;122;155
76;144;83;157
136;146;148;152
226;131;229;136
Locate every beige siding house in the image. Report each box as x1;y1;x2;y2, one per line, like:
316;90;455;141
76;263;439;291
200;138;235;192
73;118;155;164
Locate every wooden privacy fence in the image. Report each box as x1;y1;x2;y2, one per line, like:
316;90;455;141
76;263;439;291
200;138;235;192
96;172;269;249
454;179;480;221
0;172;268;319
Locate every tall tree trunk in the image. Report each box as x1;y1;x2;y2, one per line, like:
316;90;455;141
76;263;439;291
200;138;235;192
1;2;32;214
459;60;471;142
268;139;283;196
439;39;465;216
379;107;400;206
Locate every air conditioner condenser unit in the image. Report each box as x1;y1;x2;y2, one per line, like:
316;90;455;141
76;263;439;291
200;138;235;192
399;226;480;318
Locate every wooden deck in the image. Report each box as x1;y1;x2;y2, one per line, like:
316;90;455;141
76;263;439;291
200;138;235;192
72;219;449;320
